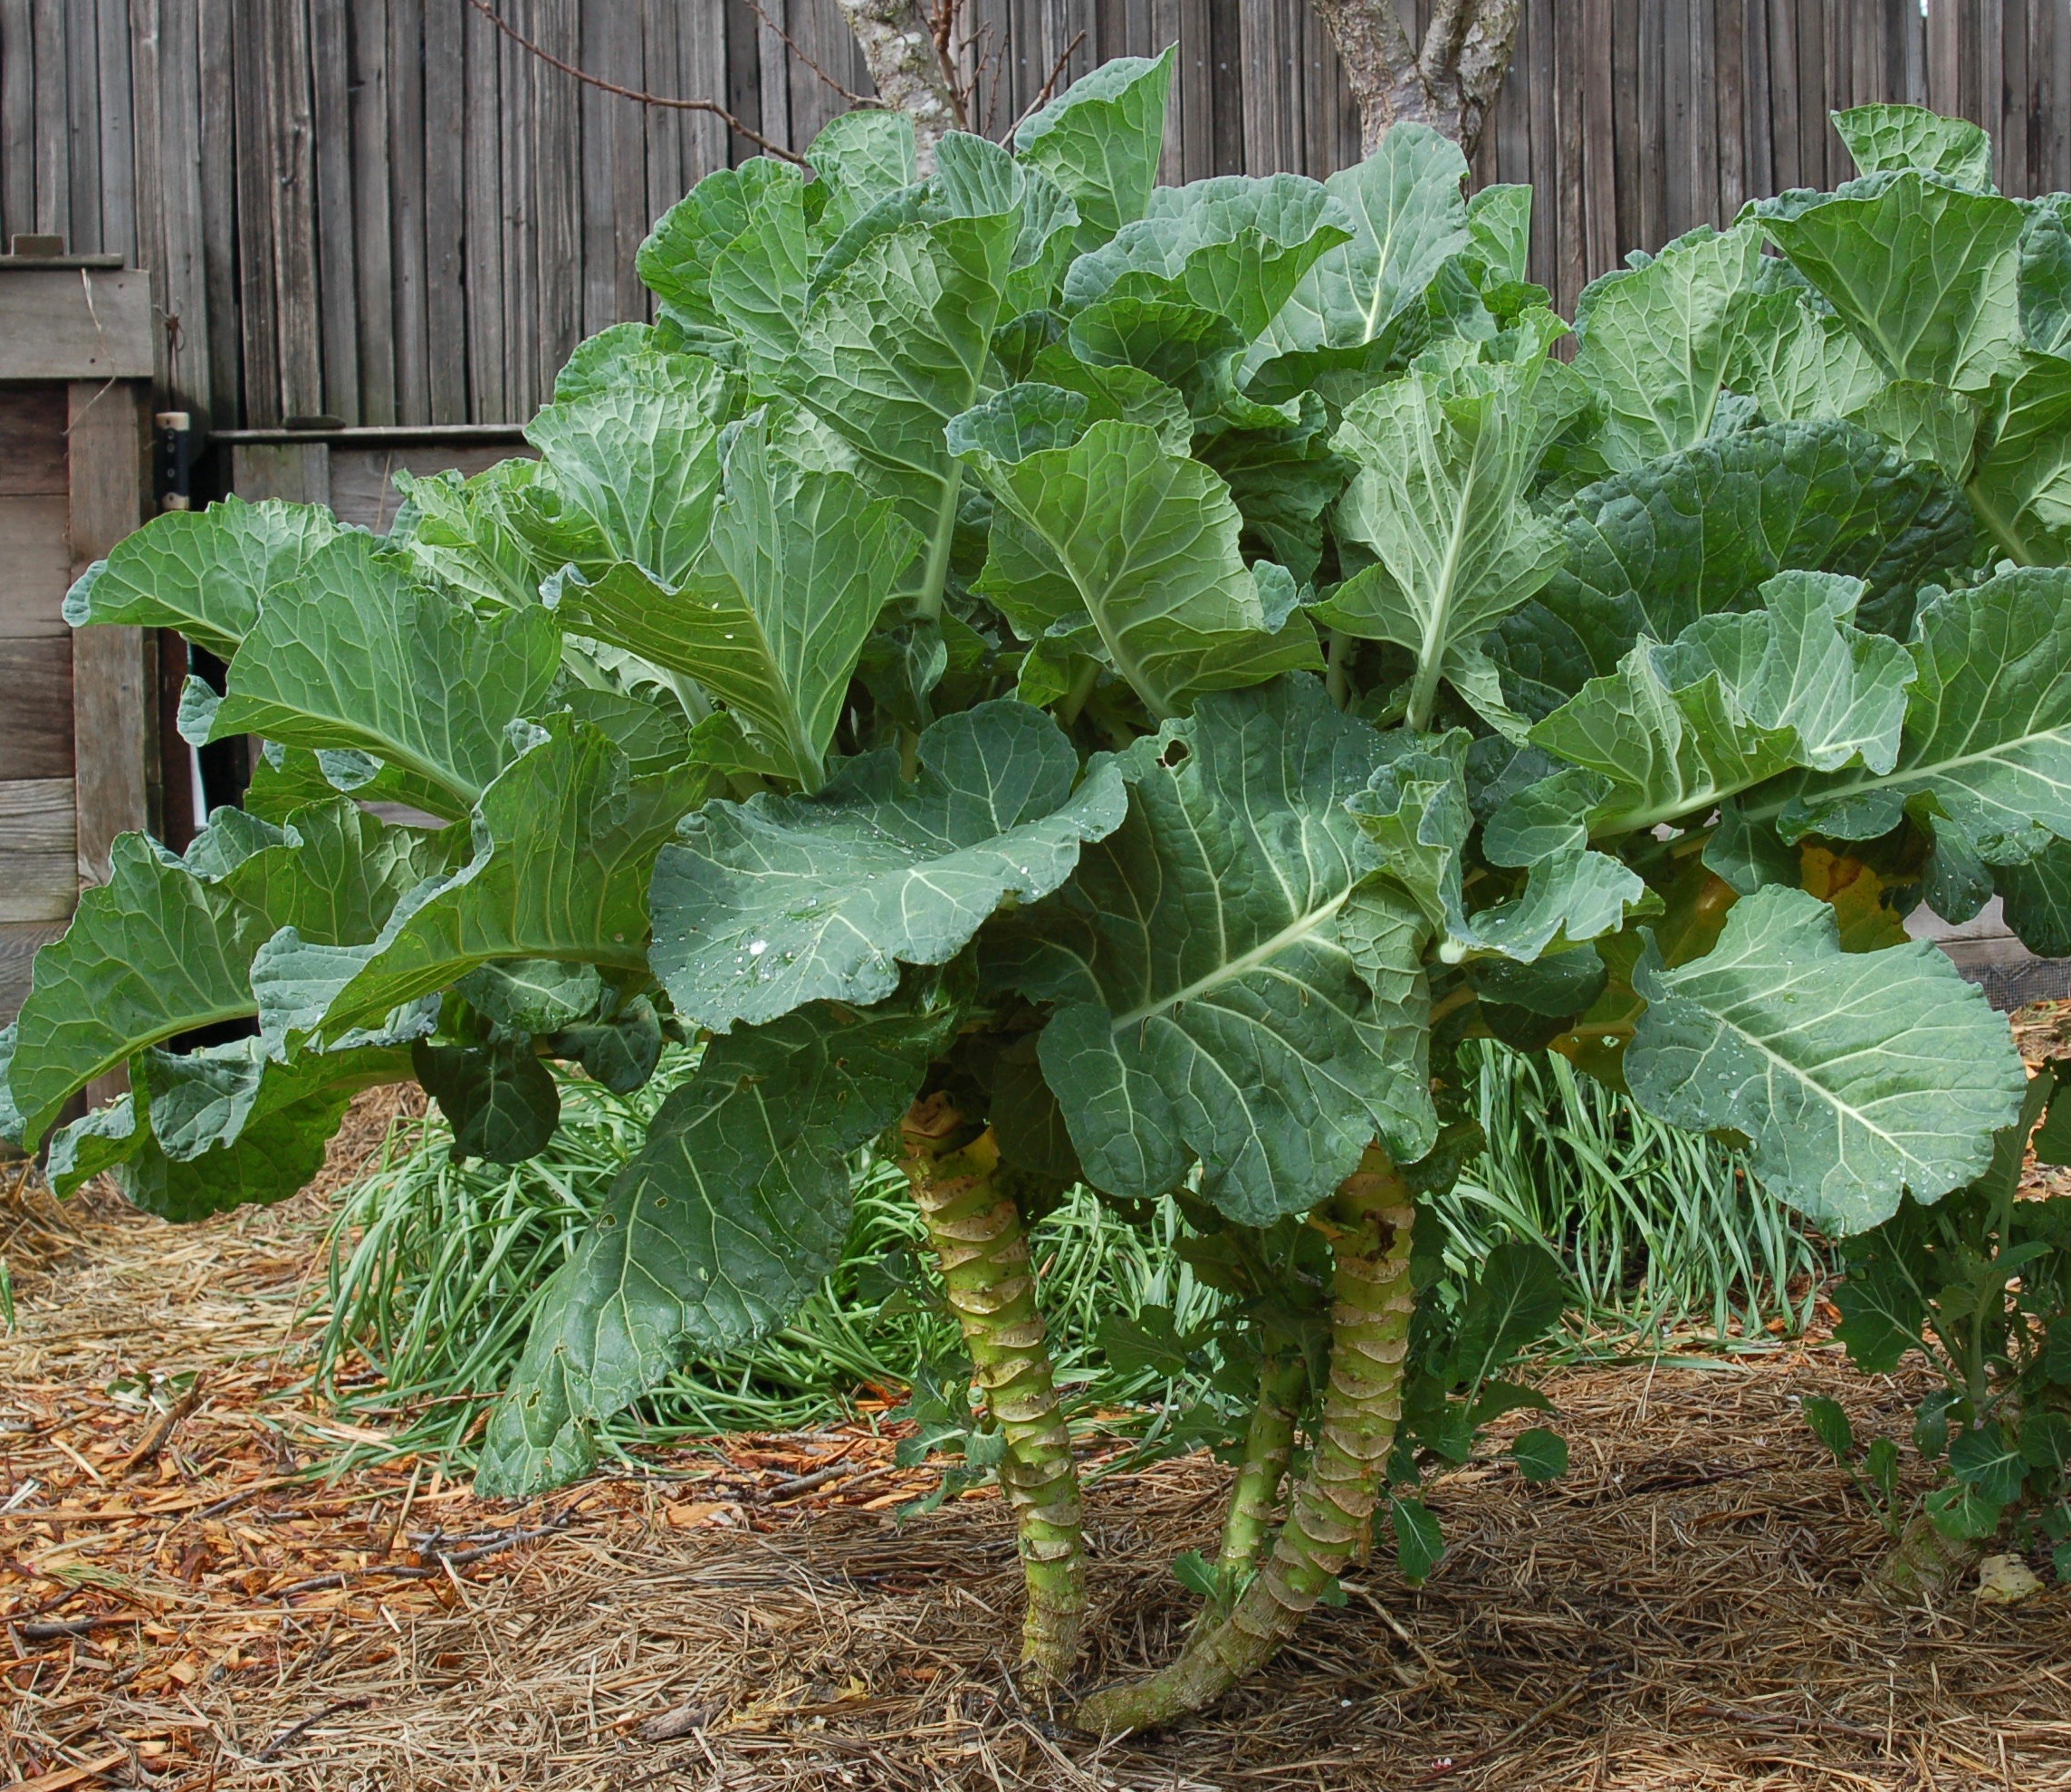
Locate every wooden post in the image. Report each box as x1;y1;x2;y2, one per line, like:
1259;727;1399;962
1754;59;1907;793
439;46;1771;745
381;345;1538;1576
67;377;156;886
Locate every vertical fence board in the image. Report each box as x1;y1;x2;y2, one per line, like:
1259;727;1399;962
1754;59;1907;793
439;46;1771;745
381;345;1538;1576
311;0;361;422
388;0;429;419
465;0;506;415
350;0;396;422
422;0;466;417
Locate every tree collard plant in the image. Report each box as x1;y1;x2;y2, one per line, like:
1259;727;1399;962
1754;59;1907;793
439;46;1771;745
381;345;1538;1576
5;89;2066;1721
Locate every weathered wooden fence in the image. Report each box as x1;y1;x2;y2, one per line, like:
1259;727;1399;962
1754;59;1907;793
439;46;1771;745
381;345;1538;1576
5;0;2069;430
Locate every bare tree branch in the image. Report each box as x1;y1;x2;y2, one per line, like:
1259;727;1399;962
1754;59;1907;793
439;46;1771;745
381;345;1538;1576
743;0;885;110
463;0;807;163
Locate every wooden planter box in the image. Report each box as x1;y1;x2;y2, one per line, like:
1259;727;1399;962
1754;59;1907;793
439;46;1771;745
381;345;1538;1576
0;258;158;1023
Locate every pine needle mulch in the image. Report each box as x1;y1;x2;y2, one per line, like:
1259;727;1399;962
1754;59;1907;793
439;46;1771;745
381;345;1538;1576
6;1095;2071;1786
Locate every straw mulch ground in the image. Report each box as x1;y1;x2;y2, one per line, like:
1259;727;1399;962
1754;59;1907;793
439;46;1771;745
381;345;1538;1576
9;1090;2071;1787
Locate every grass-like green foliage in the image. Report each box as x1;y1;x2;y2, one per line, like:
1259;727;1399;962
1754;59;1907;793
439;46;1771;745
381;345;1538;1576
1431;1042;1824;1343
312;1043;1818;1470
314;1061;1222;1460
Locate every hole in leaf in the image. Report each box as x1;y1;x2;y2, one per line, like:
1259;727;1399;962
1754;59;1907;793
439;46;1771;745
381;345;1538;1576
1160;739;1190;769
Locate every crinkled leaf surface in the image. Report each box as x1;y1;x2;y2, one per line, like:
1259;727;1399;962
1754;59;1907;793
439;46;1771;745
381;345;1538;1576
10;832;271;1147
1625;885;2025;1232
477;1002;949;1495
551;411;918;789
1727;291;1889;424
983;678;1434;1222
638;158;802;330
1062;174;1352;340
1348;732;1648;963
1969;350;2071;565
652;701;1127;1030
782;199;1015;598
1251;123;1471;370
524;327;741;587
253;724;709;1049
62;495;337;661
1753;174;2025;392
206;531;560;813
1766;568;2071;863
1571;224;1764;471
1315;352;1588;730
957;406;1318;718
1526;570;1912;839
1013;49;1173;251
1493;419;1977;713
1833;104;1996;188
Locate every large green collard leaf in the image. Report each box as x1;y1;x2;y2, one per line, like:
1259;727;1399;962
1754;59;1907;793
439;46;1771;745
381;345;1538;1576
653;701;1127;1030
1768;567;2071;865
638;158;803;331
477;1002;948;1495
804;108;918;237
205;531;560;814
1833;105;1995;190
221;796;456;947
524;326;742;587
50;1040;408;1208
253;724;708;1049
1625;885;2025;1232
1013;49;1174;252
2019;196;2071;359
62;495;338;661
390;460;555;612
1250;123;1472;379
983;677;1434;1222
1194;390;1351;584
782;187;1017;609
955;404;1319;718
1348;730;1647;963
1315;352;1588;732
1997;837;2071;956
551;411;917;790
1727;291;1889;425
9;833;272;1147
1061;174;1352;340
1526;570;1912;840
1754;174;2025;392
1494;419;1977;713
1571;224;1764;472
1968;350;2071;565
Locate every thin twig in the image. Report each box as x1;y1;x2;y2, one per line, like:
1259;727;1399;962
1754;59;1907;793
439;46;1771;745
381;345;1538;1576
117;1375;207;1480
743;0;883;110
255;1698;374;1762
1007;29;1086;137
462;0;807;164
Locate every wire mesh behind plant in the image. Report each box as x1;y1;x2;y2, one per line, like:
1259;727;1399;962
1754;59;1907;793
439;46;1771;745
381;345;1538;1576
1424;1040;1826;1344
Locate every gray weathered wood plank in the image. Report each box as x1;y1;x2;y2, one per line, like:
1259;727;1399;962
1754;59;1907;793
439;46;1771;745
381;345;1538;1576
423;0;468;417
389;0;430;421
350;0;397;424
464;0;506;414
271;0;326;420
312;0;363;422
197;0;240;426
1;0;34;241
0;637;73;775
0;919;66;1022
66;378;152;886
0;264;153;377
0;494;72;636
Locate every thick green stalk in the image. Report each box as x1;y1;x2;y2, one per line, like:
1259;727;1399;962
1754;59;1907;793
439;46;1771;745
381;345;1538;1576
1073;1144;1415;1734
1206;1354;1308;1612
899;1093;1087;1681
